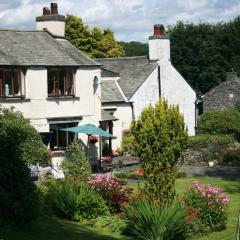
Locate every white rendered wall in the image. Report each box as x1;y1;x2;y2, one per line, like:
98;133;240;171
102;103;132;150
130;68;159;119
149;38;170;64
0;66;102;136
36;21;65;37
160;62;196;135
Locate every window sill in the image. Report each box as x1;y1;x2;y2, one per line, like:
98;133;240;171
0;96;30;102
47;96;80;101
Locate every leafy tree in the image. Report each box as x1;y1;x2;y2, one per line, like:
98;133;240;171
118;41;148;56
131;99;188;203
65;15;125;58
0;108;44;226
169;17;240;95
61;141;91;180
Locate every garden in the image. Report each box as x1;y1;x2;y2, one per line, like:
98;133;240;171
0;100;240;240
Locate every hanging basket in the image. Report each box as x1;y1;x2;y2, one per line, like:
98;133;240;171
88;135;99;144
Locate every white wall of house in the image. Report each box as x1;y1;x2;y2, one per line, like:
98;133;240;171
0;66;102;138
102;103;132;150
36;21;65;38
130;68;159;119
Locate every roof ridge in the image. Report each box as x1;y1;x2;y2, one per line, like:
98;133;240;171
97;56;149;60
0;29;45;32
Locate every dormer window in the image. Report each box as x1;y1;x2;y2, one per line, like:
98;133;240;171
0;69;25;98
48;68;75;97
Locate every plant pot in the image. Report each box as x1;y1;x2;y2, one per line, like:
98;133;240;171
208;161;214;167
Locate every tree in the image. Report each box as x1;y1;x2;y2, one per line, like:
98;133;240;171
65;15;125;58
131;99;188;203
118;41;148;57
0;108;46;226
61;141;91;180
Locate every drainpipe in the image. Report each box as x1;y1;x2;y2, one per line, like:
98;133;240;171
130;102;135;122
158;65;161;98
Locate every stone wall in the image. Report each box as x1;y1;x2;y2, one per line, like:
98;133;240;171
203;73;240;113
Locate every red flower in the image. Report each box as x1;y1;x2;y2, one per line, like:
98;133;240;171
135;169;144;175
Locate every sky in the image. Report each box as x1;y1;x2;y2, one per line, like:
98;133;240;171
0;0;240;42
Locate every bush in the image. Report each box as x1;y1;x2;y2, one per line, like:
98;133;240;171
121;129;136;155
39;180;109;221
188;134;235;149
123;199;189;240
132;99;188;203
61;142;91;180
221;146;240;166
198;110;240;139
177;171;188;178
234;98;240;111
183;181;229;234
0;108;47;226
87;176;132;212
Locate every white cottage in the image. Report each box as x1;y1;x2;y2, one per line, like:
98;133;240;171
99;24;196;149
0;3;112;173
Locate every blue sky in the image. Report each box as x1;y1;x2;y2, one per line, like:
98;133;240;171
0;0;240;42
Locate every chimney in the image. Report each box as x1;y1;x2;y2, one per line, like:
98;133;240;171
51;3;58;14
226;71;238;81
43;7;50;15
154;24;165;36
149;24;170;64
36;3;65;38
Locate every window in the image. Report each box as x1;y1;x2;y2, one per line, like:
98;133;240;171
49;122;78;150
48;68;74;97
0;69;24;97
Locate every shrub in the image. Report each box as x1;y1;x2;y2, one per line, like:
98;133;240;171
183;181;229;234
221;146;240;166
177;171;188;178
121;129;136;155
61;142;91;180
0;108;47;226
132;99;188;203
198;110;240;139
234;98;240;111
90;215;127;233
188;134;235;149
39;180;109;221
87;176;132;212
123;199;189;240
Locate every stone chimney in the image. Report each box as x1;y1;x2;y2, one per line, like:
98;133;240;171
149;24;170;64
36;3;65;38
226;71;238;81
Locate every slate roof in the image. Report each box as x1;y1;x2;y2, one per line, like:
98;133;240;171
0;30;99;66
101;80;125;103
97;56;158;99
101;110;118;121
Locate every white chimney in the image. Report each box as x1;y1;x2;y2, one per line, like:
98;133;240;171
149;24;170;65
36;3;65;38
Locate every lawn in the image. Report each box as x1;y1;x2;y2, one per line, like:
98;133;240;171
1;176;239;240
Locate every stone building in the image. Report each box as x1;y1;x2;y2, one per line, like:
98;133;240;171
203;72;240;112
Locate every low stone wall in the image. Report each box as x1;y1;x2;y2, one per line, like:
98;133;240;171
182;148;208;167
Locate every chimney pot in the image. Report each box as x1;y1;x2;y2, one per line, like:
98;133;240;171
154;24;165;36
51;3;58;15
43;7;50;15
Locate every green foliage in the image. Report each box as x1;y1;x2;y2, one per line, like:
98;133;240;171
198;110;240;139
118;41;148;56
169;17;240;95
188;134;235;149
123;199;189;240
61;142;91;180
39;180;109;221
65;15;125;58
177;171;188;178
0;108;41;226
183;181;229;234
234;98;240;111
131;99;188;203
221;146;240;166
121;129;136;155
90;215;127;233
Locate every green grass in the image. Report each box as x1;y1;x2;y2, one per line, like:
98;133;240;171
0;216;128;240
1;177;239;240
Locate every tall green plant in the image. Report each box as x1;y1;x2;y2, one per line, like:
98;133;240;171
61;142;91;180
131;99;188;203
123;199;189;240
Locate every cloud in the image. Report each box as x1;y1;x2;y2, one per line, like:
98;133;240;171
0;0;239;41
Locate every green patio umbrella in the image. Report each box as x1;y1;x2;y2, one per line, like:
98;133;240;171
60;124;113;138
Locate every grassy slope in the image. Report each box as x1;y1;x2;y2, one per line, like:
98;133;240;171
0;216;126;240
